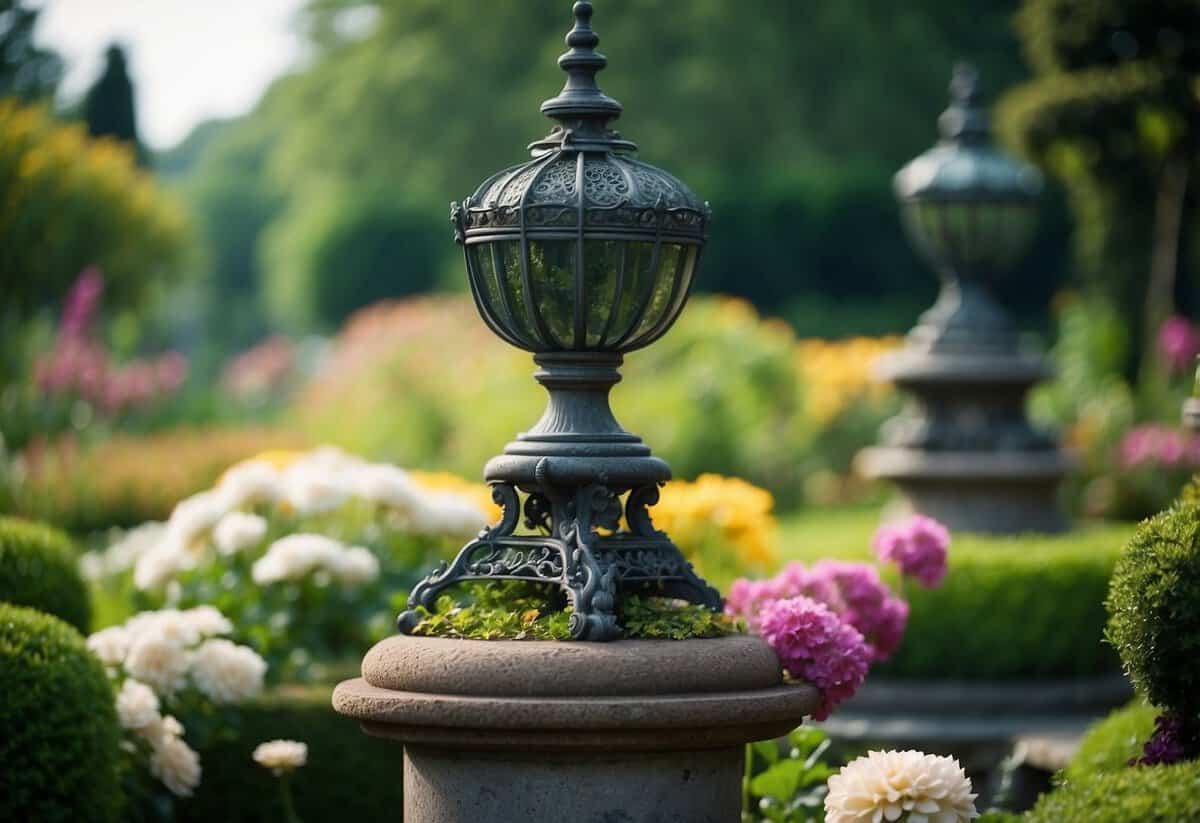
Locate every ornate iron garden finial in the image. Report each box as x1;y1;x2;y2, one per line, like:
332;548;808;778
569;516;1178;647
399;1;719;641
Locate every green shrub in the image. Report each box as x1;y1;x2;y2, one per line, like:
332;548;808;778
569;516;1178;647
780;510;1133;679
1063;700;1157;782
0;516;89;631
179;681;402;822
0;603;122;822
1105;501;1200;717
1024;759;1200;823
977;813;1023;823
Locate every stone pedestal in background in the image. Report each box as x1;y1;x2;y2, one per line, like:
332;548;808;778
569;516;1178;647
333;635;818;823
1185;397;1200;432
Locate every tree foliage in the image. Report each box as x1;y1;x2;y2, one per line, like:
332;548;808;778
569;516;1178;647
0;0;62;101
0;100;189;333
998;0;1200;374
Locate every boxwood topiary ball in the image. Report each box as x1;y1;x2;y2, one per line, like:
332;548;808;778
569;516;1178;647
1024;758;1200;823
1105;501;1200;718
0;603;122;822
0;516;90;632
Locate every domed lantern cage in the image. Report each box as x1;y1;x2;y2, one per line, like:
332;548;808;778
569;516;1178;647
894;63;1043;353
398;1;720;641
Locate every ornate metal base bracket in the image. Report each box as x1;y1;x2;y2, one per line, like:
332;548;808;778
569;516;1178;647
396;483;722;641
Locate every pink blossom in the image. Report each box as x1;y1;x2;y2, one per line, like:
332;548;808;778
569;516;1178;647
812;560;910;661
1158;315;1200;374
759;596;871;721
873;514;951;588
60;266;104;340
1119;425;1200;471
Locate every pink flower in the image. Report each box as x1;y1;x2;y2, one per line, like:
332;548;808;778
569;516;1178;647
61;266;104;340
724;578;782;631
759;596;871;721
1119;425;1200;471
873;514;950;589
812;560;910;661
1158;315;1200;374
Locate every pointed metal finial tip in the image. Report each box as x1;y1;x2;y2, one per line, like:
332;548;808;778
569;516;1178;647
950;62;980;103
566;1;599;49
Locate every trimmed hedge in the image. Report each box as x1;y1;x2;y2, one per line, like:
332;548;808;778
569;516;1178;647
179;681;402;822
0;603;122;822
1062;700;1157;783
1105;501;1200;718
779;511;1133;679
1024;759;1200;823
0;516;90;631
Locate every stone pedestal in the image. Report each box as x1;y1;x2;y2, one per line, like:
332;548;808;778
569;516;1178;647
333;634;818;823
1185;398;1200;432
857;346;1071;535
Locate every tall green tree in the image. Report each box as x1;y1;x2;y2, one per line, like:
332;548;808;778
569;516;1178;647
83;44;144;163
0;0;62;101
999;0;1200;378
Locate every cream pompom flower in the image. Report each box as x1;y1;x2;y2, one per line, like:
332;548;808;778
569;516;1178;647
825;750;978;823
149;734;202;797
138;713;185;747
86;625;131;667
253;739;308;775
213;511;269;556
115;679;160;730
189;638;267;704
124;634;190;695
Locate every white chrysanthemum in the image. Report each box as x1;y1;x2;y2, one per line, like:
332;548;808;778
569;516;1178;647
336;546;380;586
149;734;202;797
115;678;160;730
407;492;488;538
125;609;201;647
352;463;420;510
825;750;979;823
86;626;131;667
164;490;228;550
212;511;268;556
278;448;359;515
139;713;185;747
124;635;190;695
252;739;308;775
182;605;234;638
189;639;267;704
216;459;282;509
133;538;195;590
251;533;345;584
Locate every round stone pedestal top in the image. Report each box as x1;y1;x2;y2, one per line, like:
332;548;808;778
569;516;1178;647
361;633;783;697
333;635;820;751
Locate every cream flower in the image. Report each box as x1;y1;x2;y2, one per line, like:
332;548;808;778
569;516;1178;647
86;626;131;667
124;635;190;695
352;463;420;510
149;734;202;797
139;714;185;747
216;459;282;509
164;490;228;550
251;534;344;584
825;750;978;823
336;546;381;585
125;609;201;647
115;679;160;730
213;511;268;556
182;605;234;638
133;539;194;590
189;639;267;704
252;739;308;775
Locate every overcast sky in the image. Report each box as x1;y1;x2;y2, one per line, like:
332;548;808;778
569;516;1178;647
34;0;308;150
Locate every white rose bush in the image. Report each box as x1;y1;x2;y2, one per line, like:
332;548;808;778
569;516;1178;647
87;606;266;807
82;446;492;679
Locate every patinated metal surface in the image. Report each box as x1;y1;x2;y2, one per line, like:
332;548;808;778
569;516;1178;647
398;1;720;639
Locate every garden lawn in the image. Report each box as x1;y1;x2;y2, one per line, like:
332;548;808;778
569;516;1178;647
776;508;1137;680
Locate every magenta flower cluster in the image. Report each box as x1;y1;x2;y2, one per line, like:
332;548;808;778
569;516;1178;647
1158;315;1200;375
33;268;188;416
726;560;908;662
1133;713;1197;767
873;514;951;588
1118;424;1200;472
758;596;871;721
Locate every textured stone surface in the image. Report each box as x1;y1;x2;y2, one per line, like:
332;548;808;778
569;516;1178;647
333;635;820;823
361;634;783;697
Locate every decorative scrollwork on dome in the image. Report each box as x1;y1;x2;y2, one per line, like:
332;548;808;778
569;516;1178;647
583;160;630;206
530;158;578;203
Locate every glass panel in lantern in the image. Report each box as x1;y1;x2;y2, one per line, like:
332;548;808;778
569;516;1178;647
607;241;658;347
581;239;624;348
468;243;510;336
499;240;541;345
528;239;579;348
630;243;686;343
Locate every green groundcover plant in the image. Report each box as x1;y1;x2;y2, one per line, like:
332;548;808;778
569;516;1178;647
1062;700;1157;783
1023;759;1200;822
0;603;122;822
0;516;89;631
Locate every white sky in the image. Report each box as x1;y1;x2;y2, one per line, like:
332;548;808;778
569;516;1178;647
33;0;308;150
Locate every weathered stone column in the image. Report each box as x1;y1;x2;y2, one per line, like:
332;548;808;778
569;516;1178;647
333;634;817;823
